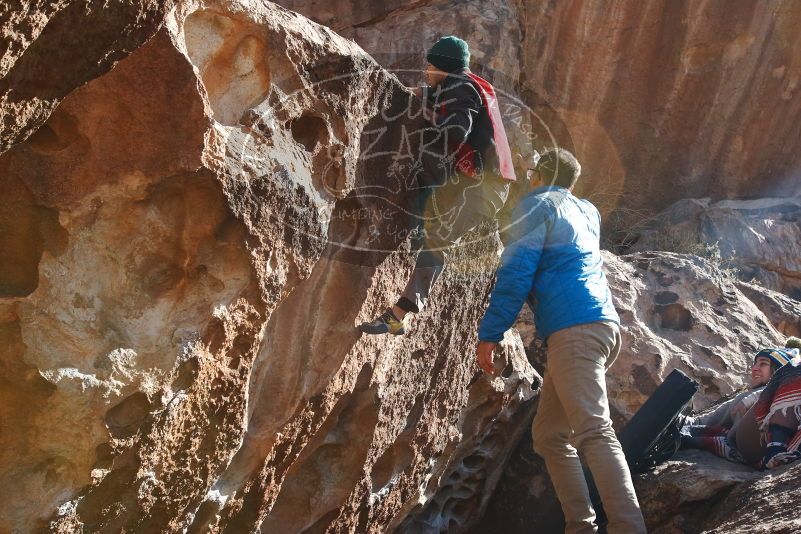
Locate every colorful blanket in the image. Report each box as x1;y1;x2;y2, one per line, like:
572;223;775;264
681;423;744;463
679;388;761;463
753;359;801;469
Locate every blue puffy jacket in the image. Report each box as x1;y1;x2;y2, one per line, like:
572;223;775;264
478;186;619;343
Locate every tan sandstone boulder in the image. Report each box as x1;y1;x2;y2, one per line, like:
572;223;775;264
5;0;801;532
635;451;801;533
0;0;171;154
629;196;801;302
0;1;537;532
603;251;788;417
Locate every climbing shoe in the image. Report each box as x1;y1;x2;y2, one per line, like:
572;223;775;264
358;309;405;335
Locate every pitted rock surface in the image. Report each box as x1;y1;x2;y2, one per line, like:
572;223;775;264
0;0;170;154
0;2;537;532
603;252;788;417
630;197;801;300
4;1;801;533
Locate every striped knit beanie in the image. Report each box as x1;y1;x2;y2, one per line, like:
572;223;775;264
754;347;800;370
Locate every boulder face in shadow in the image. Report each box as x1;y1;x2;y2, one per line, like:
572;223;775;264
0;0;170;154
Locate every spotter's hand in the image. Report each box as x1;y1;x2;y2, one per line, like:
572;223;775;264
476;341;498;375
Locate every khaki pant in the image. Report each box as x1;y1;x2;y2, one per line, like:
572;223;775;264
397;175;509;313
532;321;647;534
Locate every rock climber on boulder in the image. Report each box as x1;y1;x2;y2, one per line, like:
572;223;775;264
358;35;517;335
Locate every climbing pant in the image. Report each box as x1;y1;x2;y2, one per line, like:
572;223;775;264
531;321;647;534
396;174;509;314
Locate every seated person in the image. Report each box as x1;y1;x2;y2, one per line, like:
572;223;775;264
752;347;801;469
681;345;799;465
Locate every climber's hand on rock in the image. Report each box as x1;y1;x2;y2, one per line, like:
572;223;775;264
476;341;498;375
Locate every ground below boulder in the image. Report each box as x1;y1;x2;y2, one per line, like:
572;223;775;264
636;450;801;534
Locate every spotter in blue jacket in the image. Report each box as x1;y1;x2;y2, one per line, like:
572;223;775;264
478;185;620;343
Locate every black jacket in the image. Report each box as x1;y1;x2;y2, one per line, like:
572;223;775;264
421;69;499;179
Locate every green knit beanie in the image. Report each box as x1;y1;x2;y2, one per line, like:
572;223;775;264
787;336;801;350
426;36;470;73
